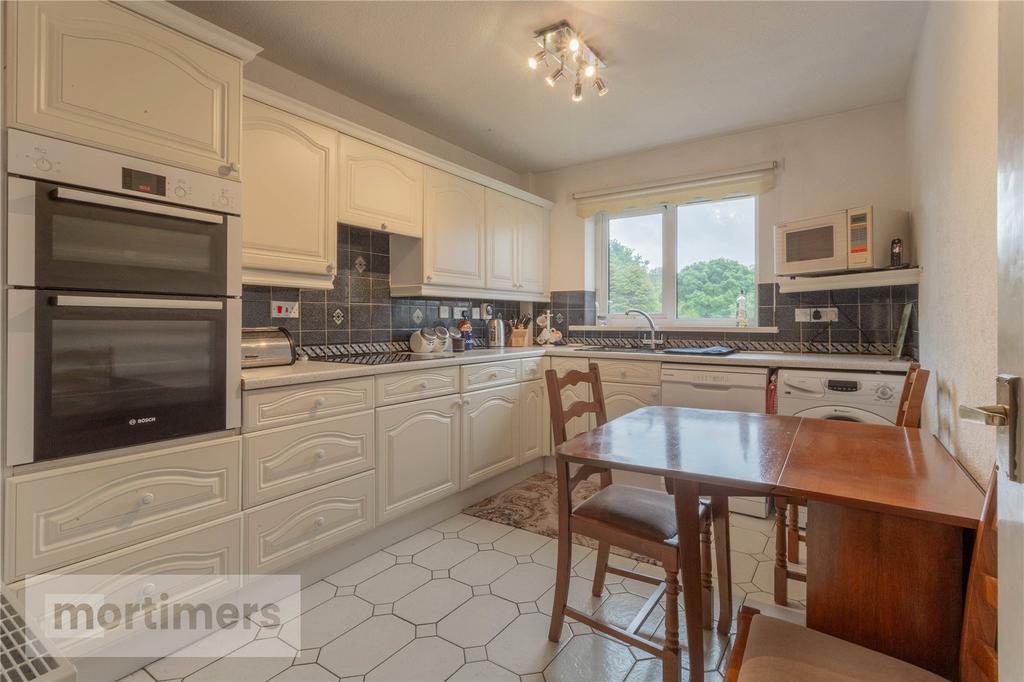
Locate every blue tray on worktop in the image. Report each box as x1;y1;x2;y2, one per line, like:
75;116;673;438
662;346;736;356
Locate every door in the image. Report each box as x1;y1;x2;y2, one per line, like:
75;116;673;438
375;394;461;523
485;188;517;291
517;200;547;293
241;98;338;287
461;384;519;488
423;168;486;287
520;380;549;463
337;134;424;237
7;1;241;179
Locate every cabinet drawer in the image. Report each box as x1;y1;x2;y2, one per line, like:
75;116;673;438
521;356;550;382
244;411;374;508
245;471;375;574
6;437;241;580
375;367;459;406
243;377;373;432
461;360;521;391
593;359;662;386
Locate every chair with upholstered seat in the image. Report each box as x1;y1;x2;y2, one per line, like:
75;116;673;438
729;465;997;682
773;362;930;605
545;362;731;682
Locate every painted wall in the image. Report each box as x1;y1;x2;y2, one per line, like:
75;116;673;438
529;101;909;292
906;1;998;483
245;57;524;189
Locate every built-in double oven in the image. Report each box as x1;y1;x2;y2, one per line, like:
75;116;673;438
6;130;242;465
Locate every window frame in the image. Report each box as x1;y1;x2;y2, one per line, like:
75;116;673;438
595;195;759;327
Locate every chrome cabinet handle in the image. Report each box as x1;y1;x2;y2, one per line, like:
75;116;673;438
313;449;326;461
313;516;326;530
326;263;337;274
425;275;433;283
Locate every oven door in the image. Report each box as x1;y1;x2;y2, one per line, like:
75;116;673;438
774;211;850;275
7;177;240;296
6;290;241;465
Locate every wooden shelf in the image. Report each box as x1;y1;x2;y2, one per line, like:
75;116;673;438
777;267;921;294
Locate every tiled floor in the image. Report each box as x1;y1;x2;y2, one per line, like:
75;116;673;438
121;510;805;682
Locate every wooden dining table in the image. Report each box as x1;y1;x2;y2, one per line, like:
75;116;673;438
555;406;984;681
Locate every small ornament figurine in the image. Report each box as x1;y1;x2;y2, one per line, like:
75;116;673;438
736;289;748;328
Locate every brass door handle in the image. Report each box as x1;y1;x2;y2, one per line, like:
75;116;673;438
958;404;1010;426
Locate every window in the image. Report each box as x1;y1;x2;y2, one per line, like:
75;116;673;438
598;195;757;325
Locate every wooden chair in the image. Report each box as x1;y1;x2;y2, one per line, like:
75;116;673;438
545;363;732;682
774;363;930;605
728;466;997;682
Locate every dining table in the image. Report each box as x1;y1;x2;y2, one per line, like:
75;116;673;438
554;406;985;682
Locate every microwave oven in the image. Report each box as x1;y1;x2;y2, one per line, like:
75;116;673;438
774;206;910;276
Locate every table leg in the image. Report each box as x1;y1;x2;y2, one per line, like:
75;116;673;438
773;497;789;606
672;479;704;682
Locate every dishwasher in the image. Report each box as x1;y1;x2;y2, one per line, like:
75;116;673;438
661;364;771;518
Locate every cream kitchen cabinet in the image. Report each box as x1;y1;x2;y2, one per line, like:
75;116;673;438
485;189;548;294
601;382;662;421
376;393;462;523
461;384;519;488
7;1;243;179
338;135;424;237
241;97;338;288
520;379;550;463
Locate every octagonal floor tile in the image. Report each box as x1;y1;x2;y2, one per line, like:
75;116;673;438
385;529;443;556
729;526;771;554
436;595;518;647
280;595;372;649
448;661;519;681
393;578;472;624
270;663;337;682
326;551;396;588
412;538;478;570
365;637;463;681
486;612;571;675
458;519;514;543
531;540;592;569
432;513;480;533
538;576;608;617
573;551;636;584
318;615;414;678
490;562;557;603
492;528;549;556
355;563;431;604
449;550;516;586
186;637;294;682
544;633;636;682
625;658;663;682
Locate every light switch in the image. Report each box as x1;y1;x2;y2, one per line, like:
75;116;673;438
271;301;299;318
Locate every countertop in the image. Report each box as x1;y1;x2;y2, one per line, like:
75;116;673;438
242;345;910;390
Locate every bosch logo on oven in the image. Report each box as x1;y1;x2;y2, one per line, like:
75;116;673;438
129;417;158;426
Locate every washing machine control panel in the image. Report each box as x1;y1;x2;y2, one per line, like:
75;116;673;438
826;379;859;392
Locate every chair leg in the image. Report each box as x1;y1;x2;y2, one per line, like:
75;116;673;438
710;495;732;636
700;519;713;630
592;541;611;597
661;567;682;682
774;497;789;606
787;503;801;564
548;461;572;642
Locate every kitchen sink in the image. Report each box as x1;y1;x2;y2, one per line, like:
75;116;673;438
573;346;664;354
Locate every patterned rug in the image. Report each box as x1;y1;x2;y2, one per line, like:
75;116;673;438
463;472;656;564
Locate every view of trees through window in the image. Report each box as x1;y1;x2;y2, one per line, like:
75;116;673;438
607;196;756;321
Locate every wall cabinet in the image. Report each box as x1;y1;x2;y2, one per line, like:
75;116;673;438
485;189;548;294
421;168;487;287
461;384;519;488
376;394;462;523
241;97;338;288
7;1;242;179
338;134;424;237
520;380;549;463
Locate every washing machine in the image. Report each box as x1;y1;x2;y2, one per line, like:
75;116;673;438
777;368;904;525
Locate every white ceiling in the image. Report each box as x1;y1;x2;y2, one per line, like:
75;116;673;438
176;1;928;174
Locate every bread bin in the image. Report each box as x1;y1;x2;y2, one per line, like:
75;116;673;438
241;327;297;368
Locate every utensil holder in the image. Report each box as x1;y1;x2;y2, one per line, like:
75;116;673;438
509;327;531;347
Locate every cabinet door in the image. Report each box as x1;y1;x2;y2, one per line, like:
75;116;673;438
520;380;549;463
602;382;662;421
485;189;518;290
242;98;338;287
423;168;486;287
8;1;241;179
338;135;423;238
516;201;548;294
461;385;519;488
376;394;461;523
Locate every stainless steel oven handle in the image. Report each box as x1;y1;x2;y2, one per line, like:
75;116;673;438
52;187;225;224
54;296;224;310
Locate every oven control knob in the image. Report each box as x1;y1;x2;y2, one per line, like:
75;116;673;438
876;385;895;401
216;193;230;207
34;157;53;172
174;185;188;198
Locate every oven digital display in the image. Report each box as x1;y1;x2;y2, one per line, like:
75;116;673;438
121;167;166;196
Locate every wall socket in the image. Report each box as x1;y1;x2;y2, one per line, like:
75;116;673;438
271;300;299;318
794;307;838;322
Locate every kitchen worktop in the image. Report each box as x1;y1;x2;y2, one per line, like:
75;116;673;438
242;345;910;389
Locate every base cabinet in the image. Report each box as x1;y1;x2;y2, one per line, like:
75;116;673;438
520;380;549;463
376;394;462;523
461;384;519;488
600;382;662;422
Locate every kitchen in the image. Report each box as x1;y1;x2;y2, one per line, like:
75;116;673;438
0;2;1017;682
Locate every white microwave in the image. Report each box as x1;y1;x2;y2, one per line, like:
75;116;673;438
774;206;910;276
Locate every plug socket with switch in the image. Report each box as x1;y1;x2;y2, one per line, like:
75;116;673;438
795;307;838;322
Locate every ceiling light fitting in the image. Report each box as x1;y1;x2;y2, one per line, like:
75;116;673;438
528;21;607;103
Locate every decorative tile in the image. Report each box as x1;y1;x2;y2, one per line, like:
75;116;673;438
543;633;635;682
372;603;393;616
396;555;412;564
449;661;518;682
356;564;432;604
416;623;437;638
491;562;557;603
318;615;415;678
449;550;516;586
477;543;493;551
393;579;472;625
354;255;367;273
412;538;477;570
280;595;373;649
327;552;397;588
364;637;463;682
517;601;539;615
431;569;449;579
486;613;571;675
436;595;518;647
332;308;345;325
412;308;424;324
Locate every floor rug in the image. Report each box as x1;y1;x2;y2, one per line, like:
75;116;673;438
463;472;657;564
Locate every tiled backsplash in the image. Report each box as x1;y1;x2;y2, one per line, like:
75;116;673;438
557;283;919;358
242;225;532;349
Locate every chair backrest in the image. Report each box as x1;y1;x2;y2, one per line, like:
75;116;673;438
895;362;929;427
959;468;998;682
544;362;608;448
